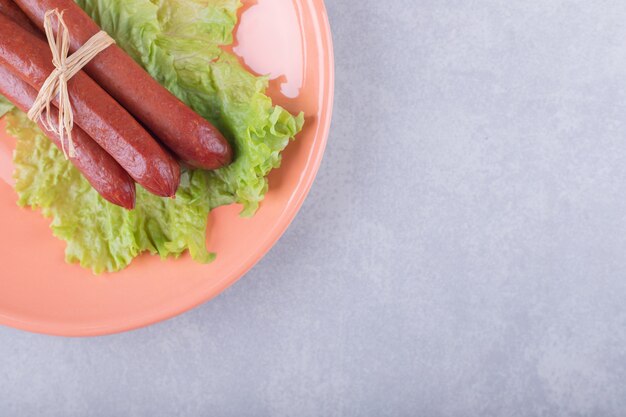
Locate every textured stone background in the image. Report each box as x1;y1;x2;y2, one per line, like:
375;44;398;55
3;0;626;415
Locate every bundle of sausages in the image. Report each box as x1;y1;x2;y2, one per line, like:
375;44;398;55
0;0;233;209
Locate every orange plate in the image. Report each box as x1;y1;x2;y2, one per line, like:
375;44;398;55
0;0;334;336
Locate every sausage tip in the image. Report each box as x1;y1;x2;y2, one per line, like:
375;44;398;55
103;181;136;210
143;159;180;198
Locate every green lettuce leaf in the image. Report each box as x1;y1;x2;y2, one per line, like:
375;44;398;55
4;0;303;273
0;95;14;117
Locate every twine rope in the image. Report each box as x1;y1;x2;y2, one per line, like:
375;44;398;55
27;9;115;158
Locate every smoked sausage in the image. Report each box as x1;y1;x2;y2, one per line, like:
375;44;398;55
14;0;233;170
0;13;180;197
0;0;38;34
0;4;136;208
0;64;136;209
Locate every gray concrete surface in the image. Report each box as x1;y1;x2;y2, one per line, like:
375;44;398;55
3;0;626;416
